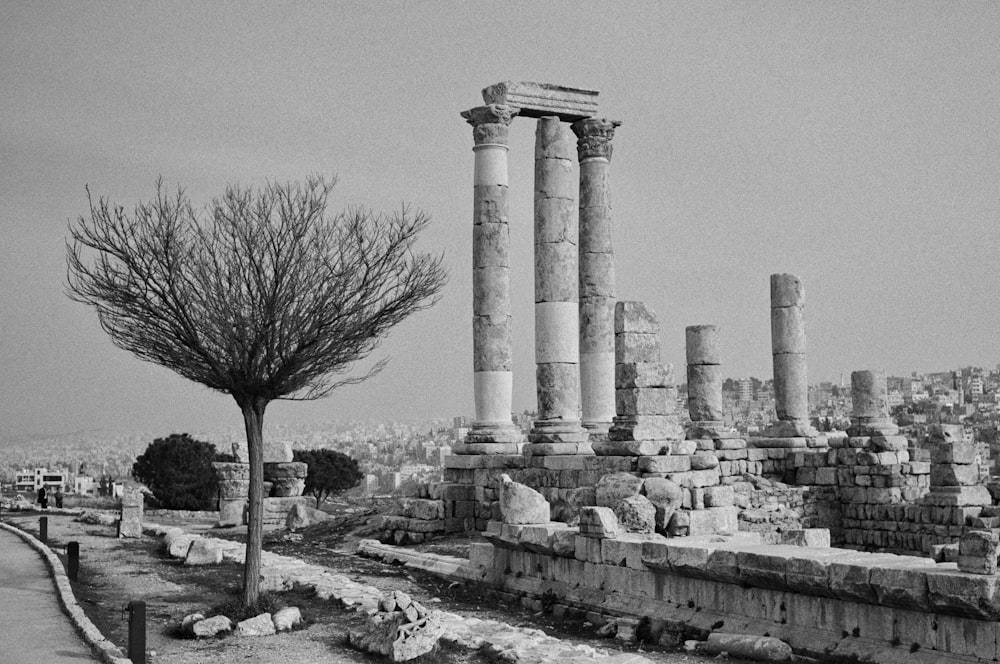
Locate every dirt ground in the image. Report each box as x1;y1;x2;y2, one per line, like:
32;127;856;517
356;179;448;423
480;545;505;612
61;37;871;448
2;510;754;664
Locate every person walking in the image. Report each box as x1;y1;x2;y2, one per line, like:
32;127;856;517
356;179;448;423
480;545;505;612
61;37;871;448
36;486;48;510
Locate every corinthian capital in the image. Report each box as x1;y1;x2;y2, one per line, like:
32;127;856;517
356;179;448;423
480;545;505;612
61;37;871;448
571;118;622;160
461;104;519;146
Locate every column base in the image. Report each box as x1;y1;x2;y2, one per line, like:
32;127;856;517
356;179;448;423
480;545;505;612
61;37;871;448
528;420;590;444
685;420;740;439
583;420;611;444
523;441;595;456
761;419;820;438
847;417;899;437
452;442;523;455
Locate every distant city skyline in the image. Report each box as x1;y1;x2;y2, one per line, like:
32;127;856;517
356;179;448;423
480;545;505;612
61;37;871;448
3;3;998;437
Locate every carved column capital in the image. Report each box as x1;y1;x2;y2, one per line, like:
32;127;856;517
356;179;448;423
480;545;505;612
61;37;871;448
571;118;622;160
461;104;519;146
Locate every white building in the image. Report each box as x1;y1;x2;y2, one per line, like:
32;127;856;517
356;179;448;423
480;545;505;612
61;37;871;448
14;468;67;493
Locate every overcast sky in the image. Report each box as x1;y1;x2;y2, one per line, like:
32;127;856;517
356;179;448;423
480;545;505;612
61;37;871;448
3;2;998;437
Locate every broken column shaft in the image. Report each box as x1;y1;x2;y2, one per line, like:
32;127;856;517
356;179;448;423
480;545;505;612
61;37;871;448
460;104;521;452
573;118;620;437
527;117;589;453
770;273;809;424
686;325;723;425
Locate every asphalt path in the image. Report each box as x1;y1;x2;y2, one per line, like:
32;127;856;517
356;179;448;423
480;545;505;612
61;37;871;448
0;526;101;663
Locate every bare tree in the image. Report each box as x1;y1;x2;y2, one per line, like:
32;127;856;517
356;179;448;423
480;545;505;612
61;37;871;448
67;176;446;607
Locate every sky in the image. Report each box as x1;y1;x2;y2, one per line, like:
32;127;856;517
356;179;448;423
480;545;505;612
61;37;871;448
2;2;998;437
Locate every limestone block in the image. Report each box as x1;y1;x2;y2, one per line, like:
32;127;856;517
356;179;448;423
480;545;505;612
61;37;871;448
615;332;659;364
473;267;511;314
534;242;578;302
615;387;672;416
931;441;976;465
736;548;793;590
703;485;734;508
772;352;809;421
218;498;246;527
930;463;980;486
923;486;991;506
498;474;550;525
641;477;683;534
285;503;311;531
827;553;901;603
686;364;724;421
263;441;293;463
670;506;737;536
690;452;719;470
925;567;1000;619
185;538;224;565
770;273;804;308
591;439;669;456
928;424;965;444
472;315;512;371
617;495;656;533
578;506;620;538
575;535;604;563
614;301;659;334
869;558;936;610
579;253;616;298
552;528;578;557
638;456;691;474
167;533;199;559
669;468;719;488
958;531;1000;575
771;306;807;355
685;325;721;365
785;551;842;597
780;529;831;547
615;362;672;388
608;415;684;442
869;435;908;452
670;439;698;455
595;472;643;508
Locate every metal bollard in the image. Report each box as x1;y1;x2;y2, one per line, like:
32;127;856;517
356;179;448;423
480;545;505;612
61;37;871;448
67;542;80;582
39;516;48;543
122;600;146;664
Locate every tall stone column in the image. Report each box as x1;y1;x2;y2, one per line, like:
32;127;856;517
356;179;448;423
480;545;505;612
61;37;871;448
572;118;621;437
766;273;817;437
527;117;589;455
459;104;521;453
686;325;723;427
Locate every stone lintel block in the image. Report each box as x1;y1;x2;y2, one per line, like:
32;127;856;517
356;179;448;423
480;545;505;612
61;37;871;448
263;462;307;480
615;387;673;416
615;332;659;364
473;222;510;268
579;252;616;298
931;441;977;465
638;455;691;474
472;315;512;371
534;243;578;302
614;301;659;334
615;362;672;388
592;439;669;456
930;463;981;487
925;567;1000;619
770;306;806;355
770;273;804;308
685;325;720;365
482;81;599;122
263;441;293;463
609;415;683;442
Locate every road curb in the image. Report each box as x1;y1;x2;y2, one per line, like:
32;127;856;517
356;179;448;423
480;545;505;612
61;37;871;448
0;521;132;664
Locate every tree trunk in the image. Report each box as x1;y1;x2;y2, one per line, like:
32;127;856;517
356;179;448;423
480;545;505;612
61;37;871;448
239;397;267;609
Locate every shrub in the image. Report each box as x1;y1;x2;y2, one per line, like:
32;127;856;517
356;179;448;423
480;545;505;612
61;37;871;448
132;434;234;510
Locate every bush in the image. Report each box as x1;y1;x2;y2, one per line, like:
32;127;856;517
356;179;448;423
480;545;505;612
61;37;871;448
132;434;234;510
292;448;363;507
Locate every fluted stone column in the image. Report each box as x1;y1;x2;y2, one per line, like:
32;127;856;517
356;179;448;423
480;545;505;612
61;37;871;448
572;118;621;437
527;117;589;454
768;273;813;434
686;325;723;427
460;104;521;453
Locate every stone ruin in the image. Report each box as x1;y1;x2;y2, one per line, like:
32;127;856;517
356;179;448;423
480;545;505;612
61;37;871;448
212;440;310;528
380;81;1000;662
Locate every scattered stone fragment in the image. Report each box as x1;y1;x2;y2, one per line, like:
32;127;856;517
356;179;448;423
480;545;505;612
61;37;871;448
192;615;233;638
701;633;793;661
179;613;204;636
184;538;224;565
498;474;550;524
235;613;276;637
616;495;655;533
285;503;311;531
272;607;302;632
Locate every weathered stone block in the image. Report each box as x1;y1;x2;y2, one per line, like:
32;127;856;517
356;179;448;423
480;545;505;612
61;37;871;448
578;506;620;538
931;441;977;465
615;363;672;388
615;333;659;364
637;456;691;474
614;301;659;334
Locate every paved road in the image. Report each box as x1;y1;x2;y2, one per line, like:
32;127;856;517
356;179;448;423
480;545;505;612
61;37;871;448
0;527;101;663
